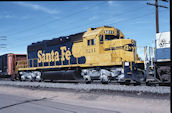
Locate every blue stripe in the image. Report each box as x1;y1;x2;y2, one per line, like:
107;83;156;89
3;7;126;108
155;48;170;60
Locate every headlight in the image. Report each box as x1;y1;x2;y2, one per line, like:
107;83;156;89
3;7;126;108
125;62;129;66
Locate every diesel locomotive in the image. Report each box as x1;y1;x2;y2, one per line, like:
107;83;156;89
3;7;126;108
16;26;145;84
145;31;171;84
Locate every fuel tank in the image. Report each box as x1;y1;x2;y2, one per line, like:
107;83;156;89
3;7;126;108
41;70;82;80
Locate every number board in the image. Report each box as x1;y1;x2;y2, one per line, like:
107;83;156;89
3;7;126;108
104;30;114;34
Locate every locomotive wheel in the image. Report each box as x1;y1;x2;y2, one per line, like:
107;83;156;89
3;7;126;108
101;81;109;84
119;82;125;85
146;81;150;86
125;80;131;85
85;78;92;84
133;82;141;86
86;81;92;84
39;78;44;82
10;75;15;81
146;81;156;86
101;76;110;84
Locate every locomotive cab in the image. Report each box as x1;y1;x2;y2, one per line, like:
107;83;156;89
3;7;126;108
82;26;141;65
81;26;144;83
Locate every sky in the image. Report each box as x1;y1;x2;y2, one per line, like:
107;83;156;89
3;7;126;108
0;1;170;59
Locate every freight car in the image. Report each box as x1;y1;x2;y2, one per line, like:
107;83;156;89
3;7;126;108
0;54;26;79
16;26;145;84
146;32;171;84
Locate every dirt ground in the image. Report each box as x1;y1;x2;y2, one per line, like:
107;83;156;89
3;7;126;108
0;86;170;113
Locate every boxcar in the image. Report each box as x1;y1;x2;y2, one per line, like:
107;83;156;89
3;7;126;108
0;53;26;79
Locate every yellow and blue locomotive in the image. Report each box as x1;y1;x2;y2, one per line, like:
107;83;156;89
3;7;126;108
17;26;144;83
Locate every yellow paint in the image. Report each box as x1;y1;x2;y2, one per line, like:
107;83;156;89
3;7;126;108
17;26;144;72
54;51;60;61
37;46;71;64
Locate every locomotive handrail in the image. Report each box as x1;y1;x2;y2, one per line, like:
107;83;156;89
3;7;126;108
24;55;80;68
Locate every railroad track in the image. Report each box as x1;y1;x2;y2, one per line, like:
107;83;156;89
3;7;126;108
0;77;170;87
0;80;170;96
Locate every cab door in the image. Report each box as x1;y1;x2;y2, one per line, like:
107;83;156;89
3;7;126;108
99;34;104;53
85;37;97;65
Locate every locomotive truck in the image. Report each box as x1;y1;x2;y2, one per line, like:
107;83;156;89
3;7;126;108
16;26;145;84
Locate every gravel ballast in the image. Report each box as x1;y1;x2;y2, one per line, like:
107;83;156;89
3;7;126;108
0;81;170;96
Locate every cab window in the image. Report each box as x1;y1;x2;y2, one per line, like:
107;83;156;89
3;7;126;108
99;35;103;44
105;35;119;40
120;36;124;39
87;39;95;46
87;40;90;46
91;39;95;45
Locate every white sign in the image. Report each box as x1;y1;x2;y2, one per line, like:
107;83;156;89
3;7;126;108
156;32;170;49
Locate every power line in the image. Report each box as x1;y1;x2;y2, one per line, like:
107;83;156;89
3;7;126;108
65;8;167;38
9;8;168;46
10;5;147;42
0;3;60;34
0;44;7;49
5;2;169;47
18;8;159;44
5;2;102;37
6;5;100;39
0;36;7;40
0;36;7;49
5;2;144;39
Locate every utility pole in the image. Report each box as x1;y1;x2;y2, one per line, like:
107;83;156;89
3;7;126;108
156;0;159;33
147;0;168;33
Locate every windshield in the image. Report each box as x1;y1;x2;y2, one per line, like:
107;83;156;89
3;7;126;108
105;35;119;40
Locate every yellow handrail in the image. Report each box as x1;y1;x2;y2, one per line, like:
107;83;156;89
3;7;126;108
17;56;80;69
